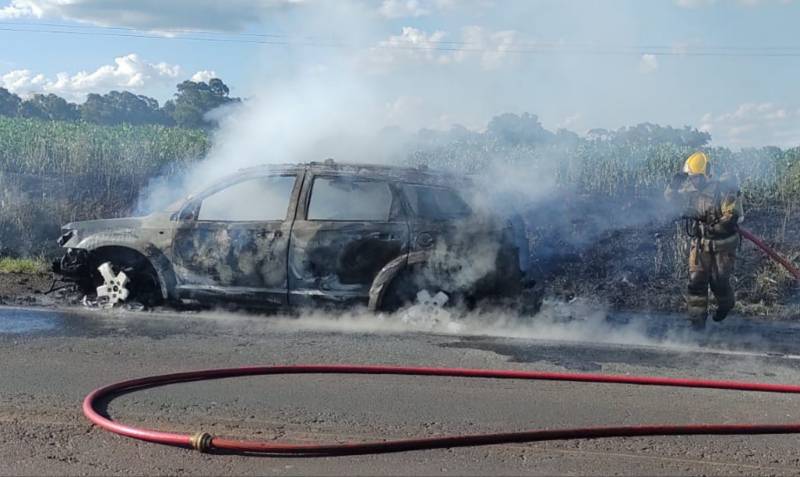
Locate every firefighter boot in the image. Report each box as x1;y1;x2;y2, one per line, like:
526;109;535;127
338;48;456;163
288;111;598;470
687;280;709;331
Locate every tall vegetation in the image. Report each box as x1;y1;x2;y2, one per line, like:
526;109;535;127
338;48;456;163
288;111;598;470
0;117;209;178
0;110;798;261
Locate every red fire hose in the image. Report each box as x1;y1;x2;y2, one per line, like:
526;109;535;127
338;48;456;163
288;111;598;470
83;364;800;456
739;227;800;280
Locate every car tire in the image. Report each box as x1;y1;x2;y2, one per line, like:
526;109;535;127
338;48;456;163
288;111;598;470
88;252;162;309
380;268;453;313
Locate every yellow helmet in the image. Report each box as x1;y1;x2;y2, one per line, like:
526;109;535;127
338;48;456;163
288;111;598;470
683;151;710;176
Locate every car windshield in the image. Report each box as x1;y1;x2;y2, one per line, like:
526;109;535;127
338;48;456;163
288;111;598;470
403;184;472;220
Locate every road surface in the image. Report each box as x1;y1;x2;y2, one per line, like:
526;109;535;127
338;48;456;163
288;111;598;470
2;305;800;475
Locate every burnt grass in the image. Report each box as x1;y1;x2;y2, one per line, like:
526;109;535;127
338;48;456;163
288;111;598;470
530;196;800;320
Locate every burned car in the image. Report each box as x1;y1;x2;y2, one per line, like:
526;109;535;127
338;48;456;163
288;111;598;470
53;161;538;311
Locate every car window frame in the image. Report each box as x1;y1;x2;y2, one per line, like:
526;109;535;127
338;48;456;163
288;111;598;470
399;182;472;221
302;174;405;223
178;172;301;223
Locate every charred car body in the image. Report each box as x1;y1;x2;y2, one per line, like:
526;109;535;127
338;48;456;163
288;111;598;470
53;161;537;311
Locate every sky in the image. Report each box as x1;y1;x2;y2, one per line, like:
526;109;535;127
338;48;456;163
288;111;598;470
0;0;799;148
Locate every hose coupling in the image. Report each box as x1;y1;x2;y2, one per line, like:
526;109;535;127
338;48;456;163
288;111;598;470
190;432;213;452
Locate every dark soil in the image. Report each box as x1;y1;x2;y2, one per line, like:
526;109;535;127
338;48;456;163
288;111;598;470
0;272;64;307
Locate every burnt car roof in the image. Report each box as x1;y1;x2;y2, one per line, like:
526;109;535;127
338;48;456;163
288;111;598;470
232;161;469;187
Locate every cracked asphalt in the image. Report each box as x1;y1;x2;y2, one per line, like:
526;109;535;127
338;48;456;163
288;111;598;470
3;305;800;476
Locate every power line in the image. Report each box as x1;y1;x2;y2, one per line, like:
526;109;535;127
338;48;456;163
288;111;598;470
3;24;800;57
5;21;800;52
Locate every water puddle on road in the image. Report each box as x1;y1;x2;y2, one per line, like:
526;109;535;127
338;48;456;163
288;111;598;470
0;307;60;334
3;303;800;368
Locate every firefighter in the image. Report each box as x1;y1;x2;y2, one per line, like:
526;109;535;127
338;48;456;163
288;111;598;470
665;152;744;329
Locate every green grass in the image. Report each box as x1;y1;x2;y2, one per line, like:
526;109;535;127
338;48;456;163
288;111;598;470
0;257;48;274
0;116;210;178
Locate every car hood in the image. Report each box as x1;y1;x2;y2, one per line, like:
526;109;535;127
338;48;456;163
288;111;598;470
59;212;174;249
62;211;173;233
63;217;145;232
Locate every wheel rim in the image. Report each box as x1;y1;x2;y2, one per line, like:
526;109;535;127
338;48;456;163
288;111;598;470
95;262;130;308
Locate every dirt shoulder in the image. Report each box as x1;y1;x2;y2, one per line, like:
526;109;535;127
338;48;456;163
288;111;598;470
0;272;57;307
1;265;796;321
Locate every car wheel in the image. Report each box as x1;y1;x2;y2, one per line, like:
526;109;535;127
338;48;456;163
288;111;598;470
380;268;452;312
94;262;131;308
86;254;162;309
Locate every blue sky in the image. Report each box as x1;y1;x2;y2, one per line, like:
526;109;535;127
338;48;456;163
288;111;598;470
0;0;798;148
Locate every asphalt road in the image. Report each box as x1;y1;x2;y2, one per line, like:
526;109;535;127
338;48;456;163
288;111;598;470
3;305;800;476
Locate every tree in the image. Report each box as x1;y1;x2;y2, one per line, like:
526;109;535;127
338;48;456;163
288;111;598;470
0;88;21;117
18;94;79;121
80;91;171;125
587;128;612;141
486;112;554;145
164;78;240;128
554;128;580;146
605;123;710;147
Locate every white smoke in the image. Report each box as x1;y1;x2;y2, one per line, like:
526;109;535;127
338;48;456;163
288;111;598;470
138;68;380;210
112;297;726;352
126;2;717;347
260;298;678;348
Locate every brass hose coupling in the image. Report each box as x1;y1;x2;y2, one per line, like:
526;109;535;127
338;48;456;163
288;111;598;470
190;432;213;452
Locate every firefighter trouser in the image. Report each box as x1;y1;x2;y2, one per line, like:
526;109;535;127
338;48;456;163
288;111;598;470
687;235;737;321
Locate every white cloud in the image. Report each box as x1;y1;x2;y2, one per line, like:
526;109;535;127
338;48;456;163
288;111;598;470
367;27;452;69
556;112;583;129
366;25;520;72
699;102;800;147
638;54;659;74
457;26;519;70
1;54;181;101
0;0;302;32
190;70;217;82
377;0;455;18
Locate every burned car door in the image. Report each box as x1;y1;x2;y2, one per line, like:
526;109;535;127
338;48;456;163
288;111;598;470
171;173;301;307
288;175;409;306
402;182;474;250
402;183;502;294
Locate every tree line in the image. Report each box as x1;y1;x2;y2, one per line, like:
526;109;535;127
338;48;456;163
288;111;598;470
0;78;239;129
406;112;712;149
0;73;713;148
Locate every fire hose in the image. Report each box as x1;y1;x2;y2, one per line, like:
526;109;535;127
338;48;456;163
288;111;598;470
84;364;800;456
739;227;800;281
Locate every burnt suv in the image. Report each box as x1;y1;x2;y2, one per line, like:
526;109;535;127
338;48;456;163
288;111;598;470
53;161;537;311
